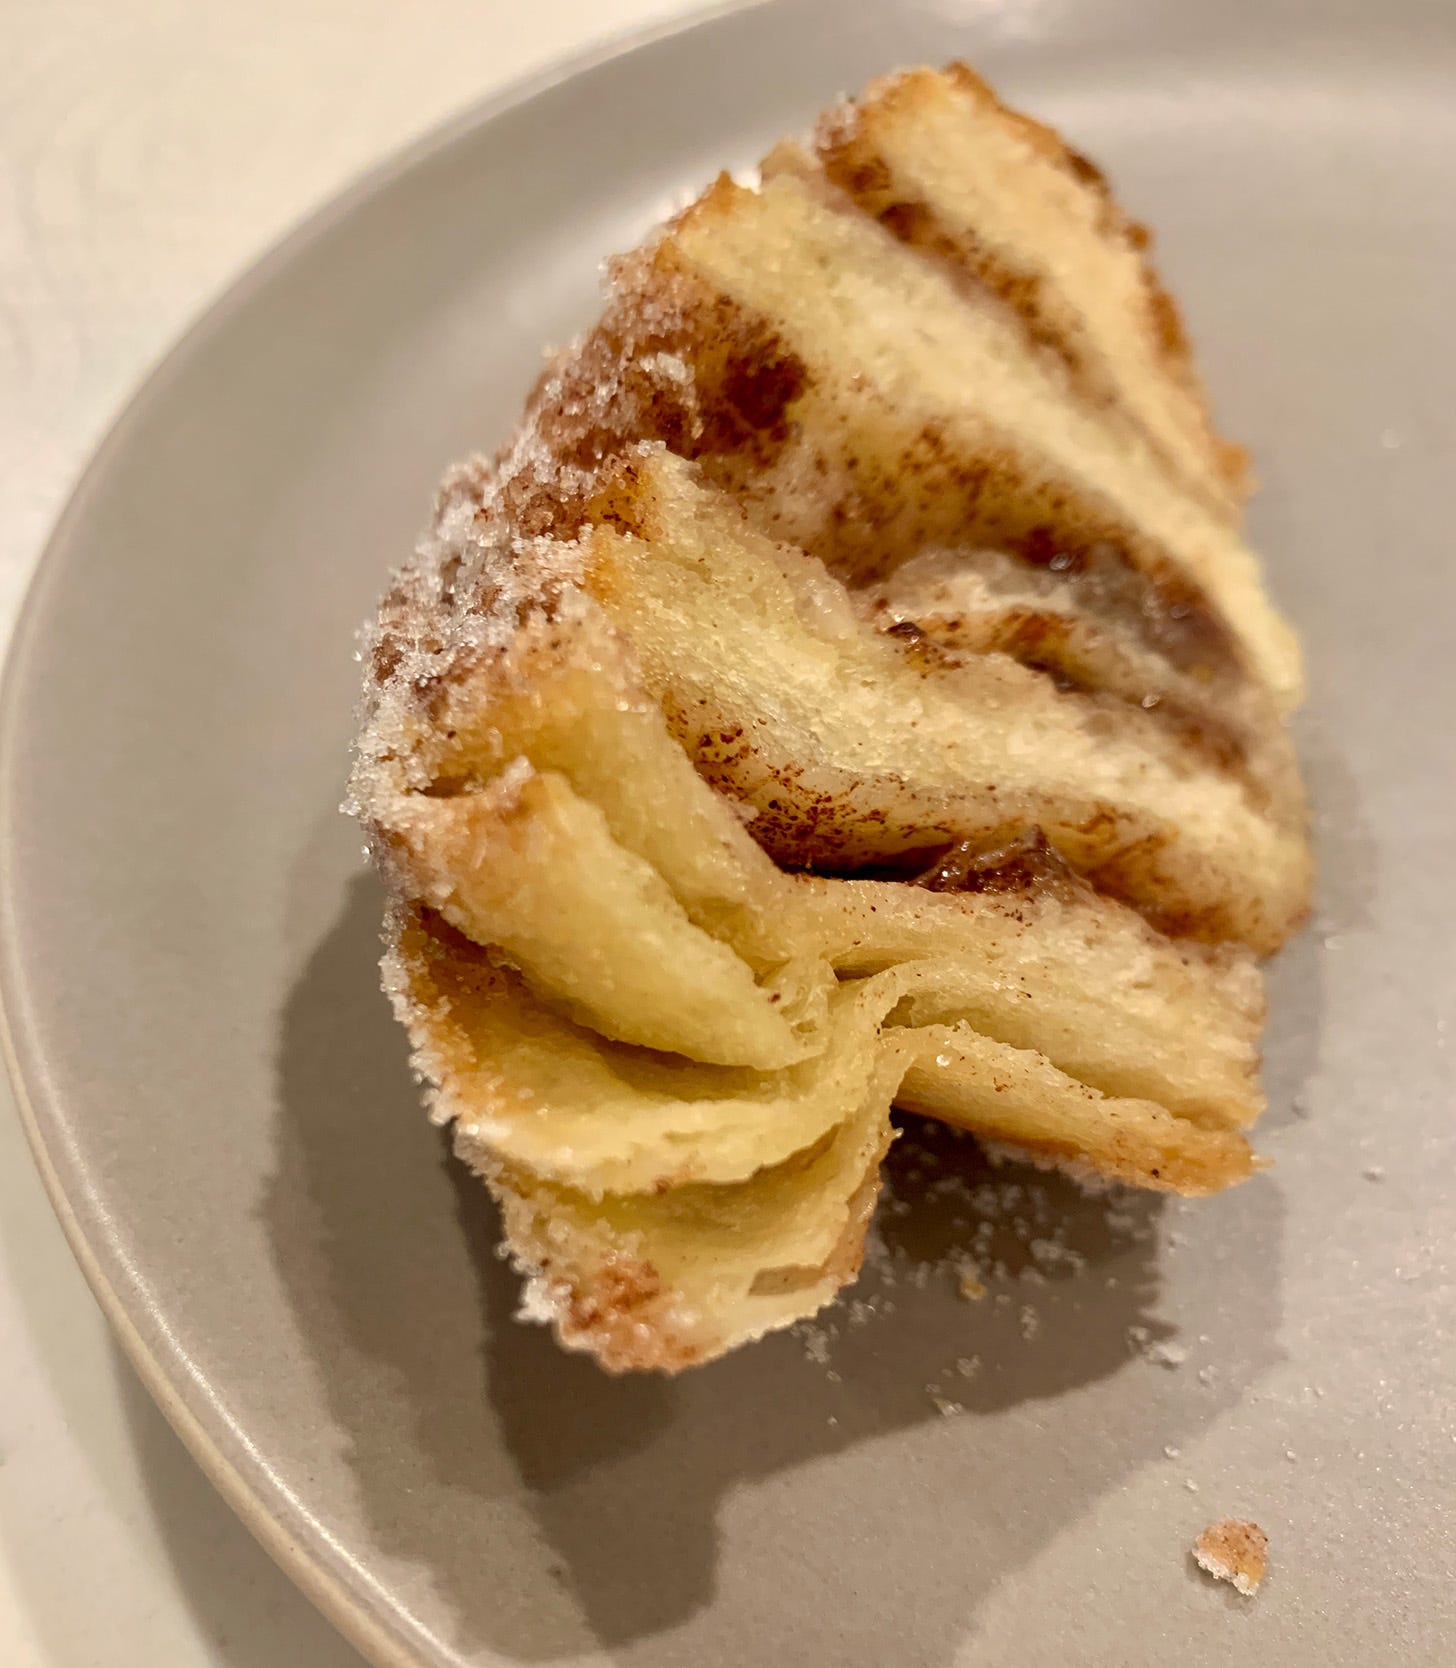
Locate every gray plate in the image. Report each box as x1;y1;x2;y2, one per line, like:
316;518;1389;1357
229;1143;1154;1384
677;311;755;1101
4;0;1454;1663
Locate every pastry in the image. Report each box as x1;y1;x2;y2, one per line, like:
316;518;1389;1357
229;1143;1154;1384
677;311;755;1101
350;64;1309;1370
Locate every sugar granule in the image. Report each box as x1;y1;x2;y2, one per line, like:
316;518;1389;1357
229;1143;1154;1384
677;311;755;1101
1146;1340;1188;1369
958;1267;988;1302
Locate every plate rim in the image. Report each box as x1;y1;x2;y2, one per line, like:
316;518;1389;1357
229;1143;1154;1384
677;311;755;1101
0;4;769;1664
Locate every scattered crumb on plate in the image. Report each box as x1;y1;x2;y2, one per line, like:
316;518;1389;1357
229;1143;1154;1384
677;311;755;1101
1192;1518;1268;1595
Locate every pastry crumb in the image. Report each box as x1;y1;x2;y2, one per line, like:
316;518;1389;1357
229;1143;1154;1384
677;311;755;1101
1192;1518;1268;1596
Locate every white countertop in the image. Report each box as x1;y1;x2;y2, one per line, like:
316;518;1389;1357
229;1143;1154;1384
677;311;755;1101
0;5;690;1662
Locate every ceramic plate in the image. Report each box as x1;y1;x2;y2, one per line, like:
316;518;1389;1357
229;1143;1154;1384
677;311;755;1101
4;1;1454;1662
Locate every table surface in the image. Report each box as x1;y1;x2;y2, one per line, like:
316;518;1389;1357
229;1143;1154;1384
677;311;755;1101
0;4;688;1663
